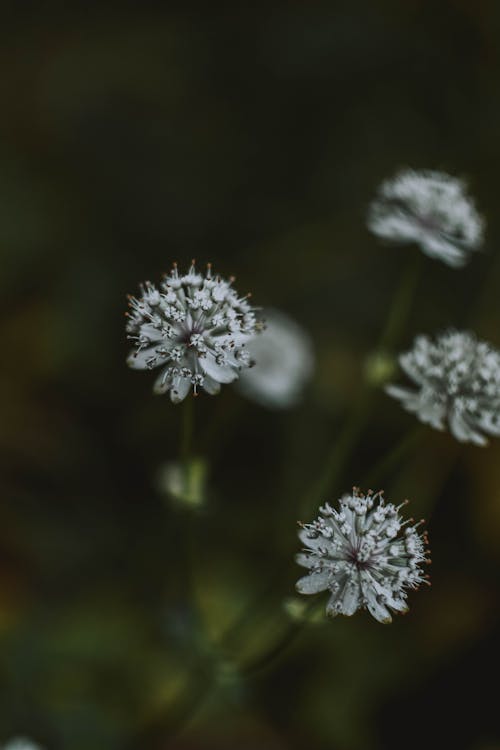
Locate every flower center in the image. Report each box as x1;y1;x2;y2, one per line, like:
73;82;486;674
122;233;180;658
346;545;373;571
177;321;205;346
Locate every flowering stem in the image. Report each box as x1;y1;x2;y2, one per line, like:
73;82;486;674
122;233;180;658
364;425;426;488
180;395;195;464
378;253;422;353
302;255;422;514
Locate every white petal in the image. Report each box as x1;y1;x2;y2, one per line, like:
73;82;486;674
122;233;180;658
127;347;165;371
298;528;334;554
153;368;171;394
325;593;341;618
296;571;330;595
201;375;221;396
340;580;361;616
199;353;237;384
295;552;315;569
170;376;192;404
385;384;417;404
362;576;392;624
449;409;487;446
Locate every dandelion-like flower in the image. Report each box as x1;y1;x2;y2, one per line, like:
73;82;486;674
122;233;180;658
296;488;430;623
386;331;500;446
126;261;259;403
368;169;484;267
235;308;315;409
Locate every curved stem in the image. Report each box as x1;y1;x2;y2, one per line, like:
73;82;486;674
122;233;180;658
301;255;422;515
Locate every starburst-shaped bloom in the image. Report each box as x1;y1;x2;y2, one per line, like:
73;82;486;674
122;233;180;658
296;489;430;623
126;262;259;402
386;331;500;446
368;169;484;267
235;308;315;409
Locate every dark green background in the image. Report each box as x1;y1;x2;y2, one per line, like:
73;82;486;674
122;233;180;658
1;2;500;749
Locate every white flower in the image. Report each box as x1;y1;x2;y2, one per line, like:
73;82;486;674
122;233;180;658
235;308;314;409
368;169;484;267
296;488;430;623
386;331;500;446
2;739;44;750
126;262;259;403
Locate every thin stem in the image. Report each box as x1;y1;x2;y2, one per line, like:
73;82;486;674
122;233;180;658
301;254;422;515
364;426;426;489
180;395;195;464
378;253;422;353
300;387;373;515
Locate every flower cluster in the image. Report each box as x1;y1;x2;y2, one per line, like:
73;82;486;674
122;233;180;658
296;489;430;623
368;169;484;267
386;330;500;446
126;262;259;402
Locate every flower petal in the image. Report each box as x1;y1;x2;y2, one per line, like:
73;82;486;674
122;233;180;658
295;571;330;595
170;376;192;404
199;353;237;384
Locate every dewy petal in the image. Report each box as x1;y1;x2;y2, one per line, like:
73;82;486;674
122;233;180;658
296;571;330;595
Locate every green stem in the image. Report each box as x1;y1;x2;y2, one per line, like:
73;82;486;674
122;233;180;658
364;426;426;489
180;395;195;464
378;253;422;352
301;255;422;515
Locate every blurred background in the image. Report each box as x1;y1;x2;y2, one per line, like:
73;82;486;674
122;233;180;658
1;1;500;748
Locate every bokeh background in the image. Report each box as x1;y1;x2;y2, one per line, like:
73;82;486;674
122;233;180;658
1;2;500;749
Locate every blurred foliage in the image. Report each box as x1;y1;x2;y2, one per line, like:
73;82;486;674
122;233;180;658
1;2;500;749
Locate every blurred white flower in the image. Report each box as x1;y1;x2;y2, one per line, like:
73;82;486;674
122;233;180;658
126;261;259;403
368;169;484;267
235;308;314;409
2;739;44;750
386;330;500;446
296;488;430;624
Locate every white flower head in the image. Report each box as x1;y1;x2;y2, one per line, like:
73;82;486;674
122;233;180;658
368;168;484;267
235;308;315;409
126;261;259;403
2;739;44;750
386;330;500;446
296;488;430;624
